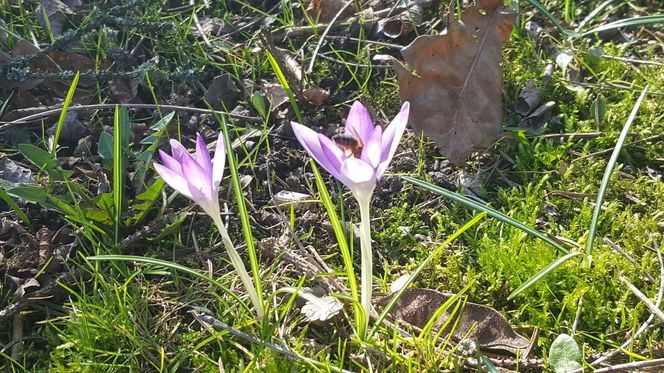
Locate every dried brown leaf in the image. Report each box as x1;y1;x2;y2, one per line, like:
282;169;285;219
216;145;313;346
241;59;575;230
392;0;515;164
307;0;355;23
377;288;532;356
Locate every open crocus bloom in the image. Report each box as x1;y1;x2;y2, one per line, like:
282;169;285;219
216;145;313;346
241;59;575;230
154;133;225;219
291;101;410;199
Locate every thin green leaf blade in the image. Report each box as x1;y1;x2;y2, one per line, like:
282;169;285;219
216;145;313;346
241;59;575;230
0;188;31;228
51;72;80;156
402;176;569;254
582;15;664;36
113;105;130;247
508;251;583;300
585;85;648;265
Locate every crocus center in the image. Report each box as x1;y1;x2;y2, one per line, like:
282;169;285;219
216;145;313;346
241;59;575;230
332;133;364;158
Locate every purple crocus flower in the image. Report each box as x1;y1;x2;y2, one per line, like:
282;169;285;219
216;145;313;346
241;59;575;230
291;101;410;198
153;133;225;219
292;101;410;339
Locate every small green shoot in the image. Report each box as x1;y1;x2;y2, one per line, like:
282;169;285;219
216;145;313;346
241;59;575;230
585;85;649;266
51;71;80;156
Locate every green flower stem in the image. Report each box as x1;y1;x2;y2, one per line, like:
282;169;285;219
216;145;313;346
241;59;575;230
356;192;373;340
212;214;264;321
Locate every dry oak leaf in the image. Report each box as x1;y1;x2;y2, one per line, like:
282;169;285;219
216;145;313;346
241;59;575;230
392;0;515;164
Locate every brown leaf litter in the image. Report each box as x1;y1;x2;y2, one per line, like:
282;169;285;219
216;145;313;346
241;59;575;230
392;0;515;164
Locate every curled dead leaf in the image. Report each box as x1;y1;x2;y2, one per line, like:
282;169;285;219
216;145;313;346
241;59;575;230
392;0;515;164
377;288;533;356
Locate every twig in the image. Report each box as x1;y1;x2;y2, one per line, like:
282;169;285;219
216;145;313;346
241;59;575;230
565;81;664;97
190;0;212;48
0;103;262;131
193;312;354;373
306;0;355;74
605;237;655;283
590;236;664;367
590;358;664;372
618;274;664;323
572;134;664;163
534;132;640;141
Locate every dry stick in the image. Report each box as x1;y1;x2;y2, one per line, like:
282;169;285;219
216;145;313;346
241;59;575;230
590;236;664;367
317;53;390;69
619;274;664;322
305;0;355;74
572;133;664;163
591;358;664;373
0;103;262;130
567;81;664;97
190;0;212;48
605;237;655;283
534;132;640;141
193;313;354;373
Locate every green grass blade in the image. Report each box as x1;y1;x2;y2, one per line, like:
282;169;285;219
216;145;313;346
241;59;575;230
0;188;31;229
218;115;265;314
51;71;80;156
311;161;362;335
524;0;579;37
113;106;130;248
582;15;664;36
265;50;303;123
508;251;583;299
585;85;649;265
402;176;569;254
87;254;249;313
575;0;615;32
369;212;486;339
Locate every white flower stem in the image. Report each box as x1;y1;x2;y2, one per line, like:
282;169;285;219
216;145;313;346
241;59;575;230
212;214;264;321
356;192;373;340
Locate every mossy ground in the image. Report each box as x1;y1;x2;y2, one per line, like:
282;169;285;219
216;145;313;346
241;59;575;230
0;0;662;371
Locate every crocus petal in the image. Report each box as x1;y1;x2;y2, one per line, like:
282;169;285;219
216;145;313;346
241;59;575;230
194;133;212;174
377;101;410;179
318;134;344;178
211;132;225;190
291;122;341;179
159;149;183;173
169;139;188;162
154;163;194;199
339;157;377;196
361;125;382;169
181;152;213;201
344;101;374;144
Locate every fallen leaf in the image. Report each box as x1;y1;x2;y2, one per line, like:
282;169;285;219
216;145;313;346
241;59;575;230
515;81;540;116
379;5;423;39
521;101;555;132
0;159;36;185
109;79;139;103
13;278;40;299
307;0;355;23
392;0;515;164
261;82;290;109
204;74;240;110
377;288;532;356
35;0;77;37
302;87;330;106
47;111;86;146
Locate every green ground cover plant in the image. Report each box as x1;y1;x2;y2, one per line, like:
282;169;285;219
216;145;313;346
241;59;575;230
0;0;662;371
